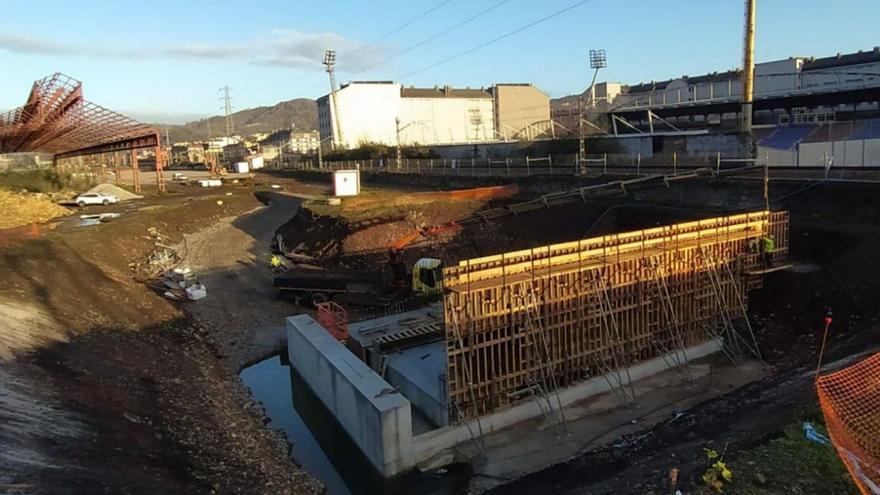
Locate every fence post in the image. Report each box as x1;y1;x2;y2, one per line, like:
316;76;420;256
549;154;553;174
603;153;607;174
506;157;510;176
526;156;530;175
716;152;721;174
471;157;475;177
637;152;641;174
417;159;421;174
673;152;677;174
487;158;491;176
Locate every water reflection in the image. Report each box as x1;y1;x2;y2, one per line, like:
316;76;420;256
240;353;470;495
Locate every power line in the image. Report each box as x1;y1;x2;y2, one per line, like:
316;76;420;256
349;0;455;58
397;0;597;81
345;0;514;78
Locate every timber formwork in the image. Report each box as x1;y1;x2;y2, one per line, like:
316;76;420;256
443;210;789;421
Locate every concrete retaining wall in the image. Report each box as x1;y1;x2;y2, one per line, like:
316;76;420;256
410;338;722;465
287;315;413;476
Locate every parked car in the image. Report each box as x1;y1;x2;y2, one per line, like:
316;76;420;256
75;192;119;207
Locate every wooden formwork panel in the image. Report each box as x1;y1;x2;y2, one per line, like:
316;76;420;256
443;210;789;421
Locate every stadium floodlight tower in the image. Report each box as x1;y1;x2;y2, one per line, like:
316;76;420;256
323;49;343;149
579;49;607;162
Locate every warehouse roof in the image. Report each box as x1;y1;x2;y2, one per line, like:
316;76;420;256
803;48;880;71
401;86;492;99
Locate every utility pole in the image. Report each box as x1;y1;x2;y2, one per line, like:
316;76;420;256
219;85;234;139
278;137;284;168
323;49;342;149
580;49;607;164
396;117;402;170
741;0;757;134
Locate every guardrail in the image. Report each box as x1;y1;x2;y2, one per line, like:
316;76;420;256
269;152;767;178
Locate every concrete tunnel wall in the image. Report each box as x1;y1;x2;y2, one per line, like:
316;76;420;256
286;315;414;477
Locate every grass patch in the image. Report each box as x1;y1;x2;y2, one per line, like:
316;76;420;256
0;170;94;193
695;407;858;494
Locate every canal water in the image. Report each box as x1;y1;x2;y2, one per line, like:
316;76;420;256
240;353;471;495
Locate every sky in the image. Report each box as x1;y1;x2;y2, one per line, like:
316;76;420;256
1;0;878;124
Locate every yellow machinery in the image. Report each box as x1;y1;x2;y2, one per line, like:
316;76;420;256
411;258;443;296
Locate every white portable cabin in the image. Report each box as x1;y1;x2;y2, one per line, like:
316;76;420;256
333;169;361;197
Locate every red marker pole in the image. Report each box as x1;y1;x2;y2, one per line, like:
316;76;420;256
815;312;833;380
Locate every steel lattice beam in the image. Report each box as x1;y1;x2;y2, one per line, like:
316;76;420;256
0;73;158;158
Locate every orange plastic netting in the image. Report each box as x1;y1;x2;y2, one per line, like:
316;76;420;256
817;352;880;495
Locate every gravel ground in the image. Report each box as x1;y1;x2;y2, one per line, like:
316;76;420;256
0;181;323;494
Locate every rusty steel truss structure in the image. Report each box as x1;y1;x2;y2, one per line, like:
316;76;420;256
443;210;789;422
0;73;165;191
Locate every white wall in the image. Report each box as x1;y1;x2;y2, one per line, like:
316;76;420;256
770;138;880;167
331;83;401;149
755;58;802;95
321;83;497;148
398;97;494;145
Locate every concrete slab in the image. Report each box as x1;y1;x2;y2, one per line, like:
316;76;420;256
384;341;447;427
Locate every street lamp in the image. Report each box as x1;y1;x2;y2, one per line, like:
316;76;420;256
323;49;342;149
580;49;607;163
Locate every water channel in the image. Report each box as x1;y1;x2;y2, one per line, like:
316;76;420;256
240;353;471;495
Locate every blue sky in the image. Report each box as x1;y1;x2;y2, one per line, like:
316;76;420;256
2;0;877;124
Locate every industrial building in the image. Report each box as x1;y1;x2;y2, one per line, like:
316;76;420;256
553;47;880;134
317;81;550;149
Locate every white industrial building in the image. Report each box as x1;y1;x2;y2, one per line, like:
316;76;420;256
317;81;548;149
599;47;880;112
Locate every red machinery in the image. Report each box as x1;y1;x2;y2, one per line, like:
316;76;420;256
316;301;349;341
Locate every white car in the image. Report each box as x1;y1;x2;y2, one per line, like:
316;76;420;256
75;193;119;207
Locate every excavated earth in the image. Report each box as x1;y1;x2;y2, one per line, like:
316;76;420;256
0;178;322;494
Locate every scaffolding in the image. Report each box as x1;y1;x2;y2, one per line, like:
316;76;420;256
443;210;789;421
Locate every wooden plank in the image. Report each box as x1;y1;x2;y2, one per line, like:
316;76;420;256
444;211;790;421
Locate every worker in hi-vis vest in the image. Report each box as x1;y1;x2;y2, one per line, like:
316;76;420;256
761;234;775;267
270;254;283;271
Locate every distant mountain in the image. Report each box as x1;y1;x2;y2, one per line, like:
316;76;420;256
155;98;317;143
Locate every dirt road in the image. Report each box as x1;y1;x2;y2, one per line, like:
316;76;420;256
180;191;305;370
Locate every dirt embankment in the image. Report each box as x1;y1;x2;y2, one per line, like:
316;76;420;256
0;185;320;494
0;189;72;229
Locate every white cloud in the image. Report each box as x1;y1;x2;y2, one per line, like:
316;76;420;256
163;44;247;59
0;34;75;55
0;30;381;70
251;29;384;70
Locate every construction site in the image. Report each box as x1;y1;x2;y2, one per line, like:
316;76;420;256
3;1;880;495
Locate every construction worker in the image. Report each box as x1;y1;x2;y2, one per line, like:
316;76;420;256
270;254;283;272
761;234;775;267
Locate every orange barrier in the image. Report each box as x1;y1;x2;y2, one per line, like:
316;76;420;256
447;184;519;201
817;352;880;495
316;301;349;341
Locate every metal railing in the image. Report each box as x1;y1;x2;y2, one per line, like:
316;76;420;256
267;152;766;177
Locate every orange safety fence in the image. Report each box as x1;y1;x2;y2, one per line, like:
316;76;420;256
817;352;880;495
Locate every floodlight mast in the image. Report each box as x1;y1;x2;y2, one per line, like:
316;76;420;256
579;49;607;164
323;49;343;149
